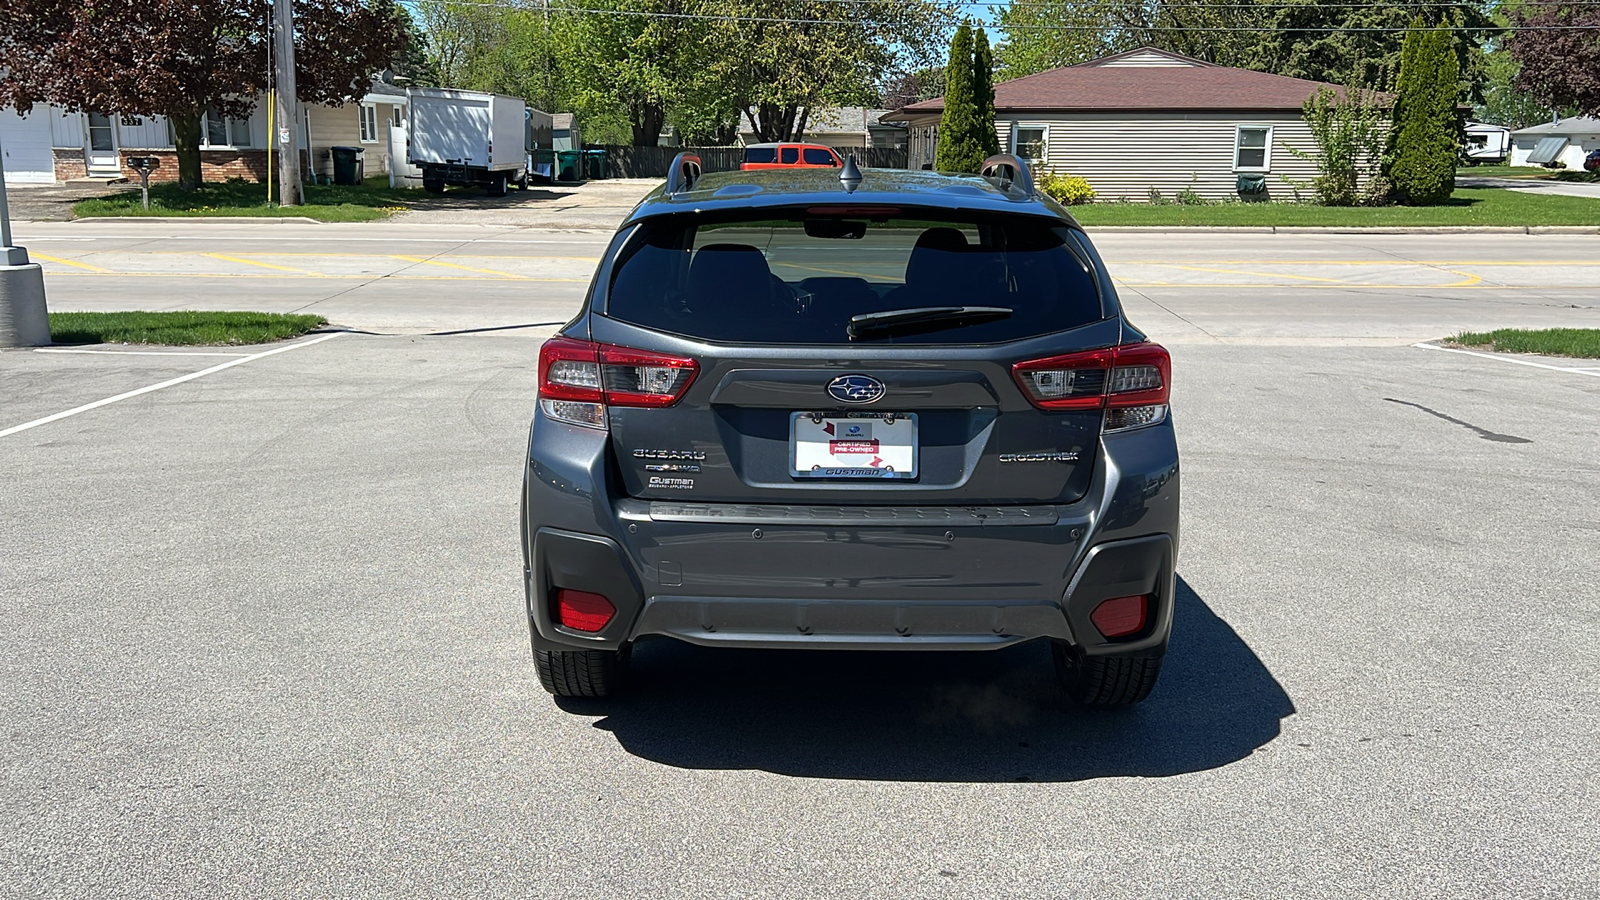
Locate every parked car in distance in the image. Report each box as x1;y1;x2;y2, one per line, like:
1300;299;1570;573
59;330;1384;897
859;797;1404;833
1585;149;1600;172
741;142;843;170
521;154;1179;707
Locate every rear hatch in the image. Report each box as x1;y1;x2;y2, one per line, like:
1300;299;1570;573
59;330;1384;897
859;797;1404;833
543;205;1157;506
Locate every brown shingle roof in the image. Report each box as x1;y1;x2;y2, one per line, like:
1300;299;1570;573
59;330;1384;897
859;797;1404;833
893;48;1353;116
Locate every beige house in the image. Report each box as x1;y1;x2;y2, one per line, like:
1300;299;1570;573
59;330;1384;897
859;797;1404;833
885;48;1351;202
3;81;413;186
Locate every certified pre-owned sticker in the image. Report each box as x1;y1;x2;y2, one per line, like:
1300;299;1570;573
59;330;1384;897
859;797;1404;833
999;451;1081;463
648;476;695;490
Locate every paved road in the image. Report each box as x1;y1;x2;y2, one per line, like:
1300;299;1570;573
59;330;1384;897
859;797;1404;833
3;223;1599;896
14;221;1600;341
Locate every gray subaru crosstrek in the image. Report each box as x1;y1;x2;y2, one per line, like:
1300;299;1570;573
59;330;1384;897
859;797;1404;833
520;155;1178;706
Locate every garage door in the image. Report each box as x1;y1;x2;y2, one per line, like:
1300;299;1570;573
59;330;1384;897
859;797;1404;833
2;107;56;183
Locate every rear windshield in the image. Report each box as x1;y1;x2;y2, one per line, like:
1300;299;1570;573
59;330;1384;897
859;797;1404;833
803;147;837;165
744;147;776;163
604;209;1105;344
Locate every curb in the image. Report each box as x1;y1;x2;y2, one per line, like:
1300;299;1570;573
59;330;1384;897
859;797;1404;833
71;216;324;225
1083;225;1600;234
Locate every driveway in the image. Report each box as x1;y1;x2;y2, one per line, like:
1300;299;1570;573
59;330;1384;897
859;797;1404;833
2;181;130;221
389;178;659;228
1456;174;1600;199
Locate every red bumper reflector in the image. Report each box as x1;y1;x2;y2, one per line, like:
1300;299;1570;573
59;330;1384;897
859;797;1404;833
1091;595;1149;639
554;589;616;633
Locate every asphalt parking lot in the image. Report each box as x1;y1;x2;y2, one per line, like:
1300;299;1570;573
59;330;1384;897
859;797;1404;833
3;226;1599;896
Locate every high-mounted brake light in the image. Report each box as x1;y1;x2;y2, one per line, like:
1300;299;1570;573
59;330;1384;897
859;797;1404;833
538;337;698;429
1012;342;1171;431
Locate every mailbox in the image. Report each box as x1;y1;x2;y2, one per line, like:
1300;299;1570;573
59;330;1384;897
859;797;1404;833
124;155;162;209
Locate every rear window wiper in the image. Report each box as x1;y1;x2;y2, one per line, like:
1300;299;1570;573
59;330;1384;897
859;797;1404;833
847;306;1013;341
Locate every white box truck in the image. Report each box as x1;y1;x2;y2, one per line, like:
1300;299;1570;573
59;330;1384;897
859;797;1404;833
408;88;530;196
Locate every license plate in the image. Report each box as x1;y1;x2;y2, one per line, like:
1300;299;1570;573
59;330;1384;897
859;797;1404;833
790;412;917;479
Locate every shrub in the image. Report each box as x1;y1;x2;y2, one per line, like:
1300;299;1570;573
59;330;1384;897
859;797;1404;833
1388;22;1461;205
1291;84;1390;207
1176;186;1209;206
1037;171;1096;205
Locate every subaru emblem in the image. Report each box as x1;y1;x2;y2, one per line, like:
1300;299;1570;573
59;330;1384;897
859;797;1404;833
826;374;885;405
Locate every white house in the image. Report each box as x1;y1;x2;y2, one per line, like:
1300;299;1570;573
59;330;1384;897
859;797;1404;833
884;47;1374;202
1509;117;1600;170
2;81;413;186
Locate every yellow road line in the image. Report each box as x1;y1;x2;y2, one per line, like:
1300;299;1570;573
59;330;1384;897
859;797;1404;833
1117;259;1600;266
31;252;112;273
140;251;601;262
203;252;317;274
390;254;529;279
1160;264;1345;283
39;271;587;282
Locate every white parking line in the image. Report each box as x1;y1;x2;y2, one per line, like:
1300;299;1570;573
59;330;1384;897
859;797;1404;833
0;333;343;439
36;349;252;357
1412;342;1600;379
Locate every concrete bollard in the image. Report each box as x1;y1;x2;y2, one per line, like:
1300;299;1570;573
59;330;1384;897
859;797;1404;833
0;258;51;347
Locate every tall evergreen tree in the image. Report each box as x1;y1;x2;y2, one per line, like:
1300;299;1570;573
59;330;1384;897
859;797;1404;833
934;22;984;173
1389;23;1461;205
973;27;1000;158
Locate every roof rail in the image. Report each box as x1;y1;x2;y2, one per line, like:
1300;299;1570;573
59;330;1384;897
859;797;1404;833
666;152;702;195
980;154;1035;198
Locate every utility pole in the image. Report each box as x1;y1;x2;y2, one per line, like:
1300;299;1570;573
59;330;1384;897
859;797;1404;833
273;0;302;206
0;129;51;348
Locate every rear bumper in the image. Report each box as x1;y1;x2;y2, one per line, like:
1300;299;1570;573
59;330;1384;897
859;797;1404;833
521;415;1179;655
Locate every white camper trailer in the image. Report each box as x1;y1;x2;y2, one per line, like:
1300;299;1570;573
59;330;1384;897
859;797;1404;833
1463;122;1511;165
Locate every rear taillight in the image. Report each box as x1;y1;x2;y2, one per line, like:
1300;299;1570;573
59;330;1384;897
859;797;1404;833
538;337;697;429
1013;342;1170;432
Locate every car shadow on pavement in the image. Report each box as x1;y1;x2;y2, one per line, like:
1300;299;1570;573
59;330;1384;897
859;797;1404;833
560;576;1294;782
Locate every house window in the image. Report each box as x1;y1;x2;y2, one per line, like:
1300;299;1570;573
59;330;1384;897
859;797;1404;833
199;107;251;148
1235;125;1271;171
1012;125;1047;163
360;104;379;143
391;107;403;128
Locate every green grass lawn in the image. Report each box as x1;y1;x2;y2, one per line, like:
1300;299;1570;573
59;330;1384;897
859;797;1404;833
49;311;329;346
1449;328;1600;359
1070;188;1600;227
73;179;417;222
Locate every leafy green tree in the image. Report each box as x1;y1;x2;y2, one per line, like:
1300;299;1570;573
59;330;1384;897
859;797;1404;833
973;27;1000;158
1389;23;1461;205
1475;47;1550;129
935;23;985;172
994;0;1272;79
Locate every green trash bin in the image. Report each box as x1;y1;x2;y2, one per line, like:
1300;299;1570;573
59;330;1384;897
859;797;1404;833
584;149;608;180
331;146;364;185
556;150;583;182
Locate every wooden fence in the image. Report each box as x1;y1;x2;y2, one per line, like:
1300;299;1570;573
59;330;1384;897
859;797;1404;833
599;144;908;178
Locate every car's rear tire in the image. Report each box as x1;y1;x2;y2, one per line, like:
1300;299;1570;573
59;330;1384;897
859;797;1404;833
487;172;509;197
535;645;629;697
1052;644;1162;707
423;177;445;194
